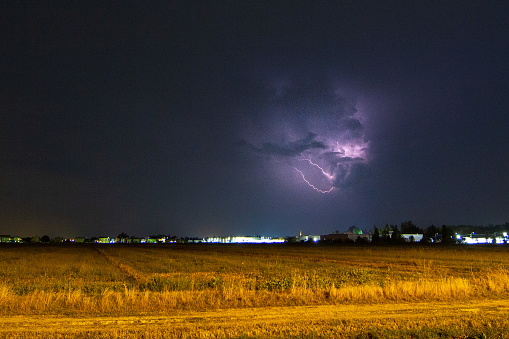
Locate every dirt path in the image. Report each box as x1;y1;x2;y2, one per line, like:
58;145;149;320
2;299;508;337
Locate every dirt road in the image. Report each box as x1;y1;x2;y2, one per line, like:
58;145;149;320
2;299;508;338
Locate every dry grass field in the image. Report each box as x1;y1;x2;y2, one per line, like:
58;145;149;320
1;243;509;338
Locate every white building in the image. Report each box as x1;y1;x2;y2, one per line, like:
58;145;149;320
401;234;423;242
205;236;285;244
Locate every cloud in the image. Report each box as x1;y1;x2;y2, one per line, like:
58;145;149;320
239;74;370;192
333;162;370;188
244;133;326;157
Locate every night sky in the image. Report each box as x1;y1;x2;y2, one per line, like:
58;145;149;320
1;1;508;238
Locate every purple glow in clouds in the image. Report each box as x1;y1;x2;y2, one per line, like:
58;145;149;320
240;76;370;193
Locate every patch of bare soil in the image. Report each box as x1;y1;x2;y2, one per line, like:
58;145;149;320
1;299;508;338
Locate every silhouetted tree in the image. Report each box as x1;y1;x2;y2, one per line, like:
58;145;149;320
372;227;380;243
441;225;455;244
381;224;391;242
401;220;422;234
391;225;403;242
424;225;440;242
41;235;50;243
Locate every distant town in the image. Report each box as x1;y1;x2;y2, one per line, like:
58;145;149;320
2;221;508;245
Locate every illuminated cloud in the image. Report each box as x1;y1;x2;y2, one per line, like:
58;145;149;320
240;75;370;193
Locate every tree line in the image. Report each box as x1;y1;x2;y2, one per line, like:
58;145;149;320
372;221;509;244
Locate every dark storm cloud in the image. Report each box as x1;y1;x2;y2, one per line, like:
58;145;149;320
239;74;370;192
243;133;326;157
338;117;364;139
332;162;370;189
270;75;358;123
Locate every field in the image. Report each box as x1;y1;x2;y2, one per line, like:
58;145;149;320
1;243;509;338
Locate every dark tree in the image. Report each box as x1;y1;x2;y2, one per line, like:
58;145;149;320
372;227;380;243
401;220;423;234
424;225;440;242
391;225;403;242
41;235;50;243
441;225;455;244
381;224;391;242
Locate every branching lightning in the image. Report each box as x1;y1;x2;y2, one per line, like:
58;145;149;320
294;155;336;193
295;168;334;193
298;157;334;181
241;79;369;195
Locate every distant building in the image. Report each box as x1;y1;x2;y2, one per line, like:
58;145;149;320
456;232;508;244
320;226;372;243
296;235;320;242
0;235;22;243
401;234;423;242
344;226;371;242
494;233;508;244
346;226;363;235
460;233;490;244
204;236;285;244
0;235;12;243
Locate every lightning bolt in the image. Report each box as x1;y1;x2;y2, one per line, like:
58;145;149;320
298;157;334;181
294;168;334;194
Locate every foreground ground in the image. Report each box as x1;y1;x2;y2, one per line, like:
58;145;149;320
1;243;509;337
1;299;509;338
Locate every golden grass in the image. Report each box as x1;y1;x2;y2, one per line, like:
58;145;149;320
0;266;507;315
2;243;509;337
0;244;509;316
